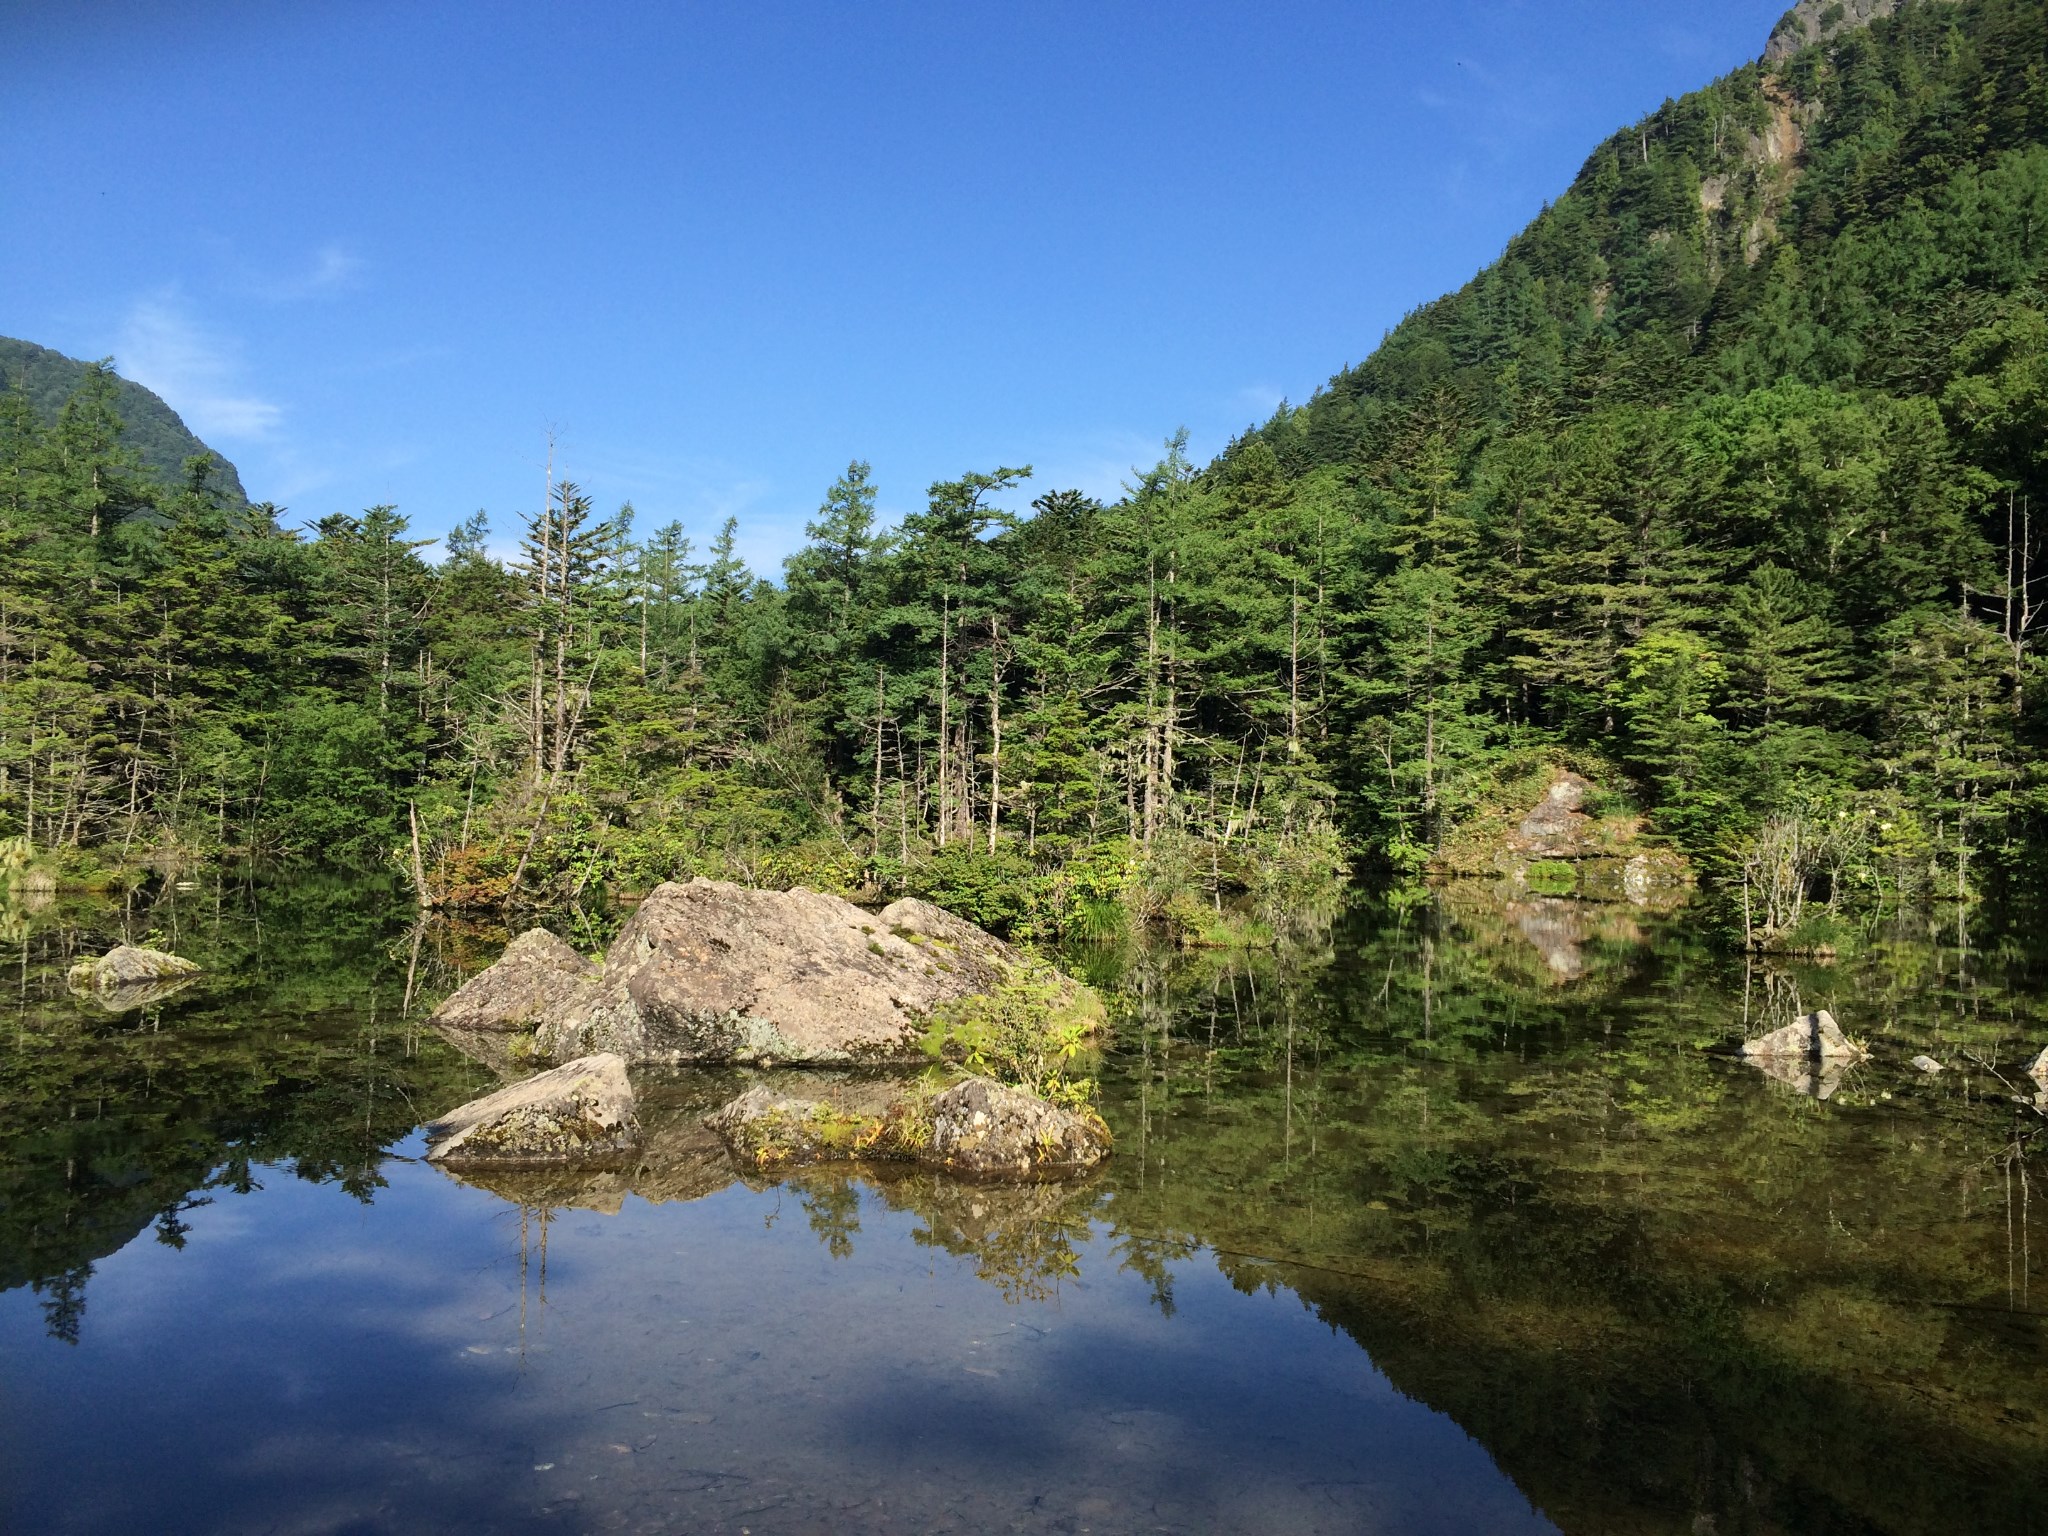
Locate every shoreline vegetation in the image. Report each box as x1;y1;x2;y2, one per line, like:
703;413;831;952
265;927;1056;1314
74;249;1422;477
8;2;2048;956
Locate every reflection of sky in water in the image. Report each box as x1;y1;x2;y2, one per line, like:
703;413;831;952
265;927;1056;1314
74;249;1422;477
0;1140;1555;1536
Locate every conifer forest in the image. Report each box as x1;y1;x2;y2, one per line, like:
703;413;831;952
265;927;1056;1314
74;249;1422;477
10;0;2048;947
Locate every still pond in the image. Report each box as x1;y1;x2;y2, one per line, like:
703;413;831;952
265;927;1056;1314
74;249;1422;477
2;875;2044;1534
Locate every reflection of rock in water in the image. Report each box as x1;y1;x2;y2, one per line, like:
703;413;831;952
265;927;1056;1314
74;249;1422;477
74;975;201;1015
437;1067;1107;1302
1744;1051;1855;1101
1507;898;1590;981
432;1023;525;1077
448;1117;734;1213
433;1068;912;1213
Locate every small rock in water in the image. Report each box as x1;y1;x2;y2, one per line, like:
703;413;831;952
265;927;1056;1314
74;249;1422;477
66;945;202;995
1739;1009;1864;1061
1910;1055;1944;1075
923;1078;1111;1178
425;1053;639;1166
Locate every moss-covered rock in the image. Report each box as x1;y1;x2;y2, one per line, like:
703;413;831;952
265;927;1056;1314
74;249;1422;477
704;1074;1110;1179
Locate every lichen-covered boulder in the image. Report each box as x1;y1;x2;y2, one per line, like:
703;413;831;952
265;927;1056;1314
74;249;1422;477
539;877;1091;1067
67;945;201;996
923;1078;1111;1177
1740;1009;1865;1061
424;1053;639;1167
429;928;597;1034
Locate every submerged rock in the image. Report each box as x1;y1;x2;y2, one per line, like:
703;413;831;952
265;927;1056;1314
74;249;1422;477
537;877;1093;1067
1740;1009;1865;1062
704;1074;1110;1179
66;945;201;996
1910;1055;1945;1075
428;928;598;1034
440;1086;736;1213
424;1053;640;1167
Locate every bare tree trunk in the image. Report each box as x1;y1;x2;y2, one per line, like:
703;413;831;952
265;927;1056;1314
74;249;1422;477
1289;577;1301;751
1143;555;1160;847
531;438;554;784
873;667;887;860
937;594;951;848
987;621;1003;855
409;801;433;910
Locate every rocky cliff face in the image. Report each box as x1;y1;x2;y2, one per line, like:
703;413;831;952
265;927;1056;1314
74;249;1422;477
1765;0;1951;62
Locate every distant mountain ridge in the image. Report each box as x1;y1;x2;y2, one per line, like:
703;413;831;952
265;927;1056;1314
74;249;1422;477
1243;0;2041;473
1764;0;1941;61
0;336;248;504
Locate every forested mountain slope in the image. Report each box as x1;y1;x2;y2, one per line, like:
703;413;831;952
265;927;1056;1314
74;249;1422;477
0;338;246;503
1222;0;2048;911
2;0;2043;947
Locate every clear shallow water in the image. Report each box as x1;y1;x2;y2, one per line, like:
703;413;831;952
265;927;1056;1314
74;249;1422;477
2;876;2045;1534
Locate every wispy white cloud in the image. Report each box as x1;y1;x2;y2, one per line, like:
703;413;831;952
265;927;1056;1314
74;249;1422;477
115;293;284;442
260;242;365;302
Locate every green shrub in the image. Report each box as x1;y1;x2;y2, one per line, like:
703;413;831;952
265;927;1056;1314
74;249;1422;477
924;959;1099;1110
906;844;1042;937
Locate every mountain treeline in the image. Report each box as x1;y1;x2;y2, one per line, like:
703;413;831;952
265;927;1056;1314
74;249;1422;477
5;0;2048;944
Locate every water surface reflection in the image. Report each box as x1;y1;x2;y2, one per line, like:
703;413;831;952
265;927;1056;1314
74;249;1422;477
2;876;2045;1533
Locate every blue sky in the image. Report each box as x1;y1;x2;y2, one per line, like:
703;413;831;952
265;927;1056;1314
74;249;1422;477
3;0;1792;571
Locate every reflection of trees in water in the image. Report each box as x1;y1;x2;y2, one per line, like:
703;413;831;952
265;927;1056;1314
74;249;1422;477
866;1172;1101;1305
0;876;504;1342
1075;889;2048;1536
800;1179;862;1260
33;1264;89;1345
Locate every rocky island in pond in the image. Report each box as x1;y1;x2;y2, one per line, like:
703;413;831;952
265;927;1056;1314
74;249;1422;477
424;878;1111;1179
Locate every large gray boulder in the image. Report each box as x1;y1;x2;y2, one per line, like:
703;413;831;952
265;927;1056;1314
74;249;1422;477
424;1053;639;1167
703;1074;1110;1179
538;878;1088;1067
428;928;597;1034
1740;1009;1865;1062
2027;1047;2048;1085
